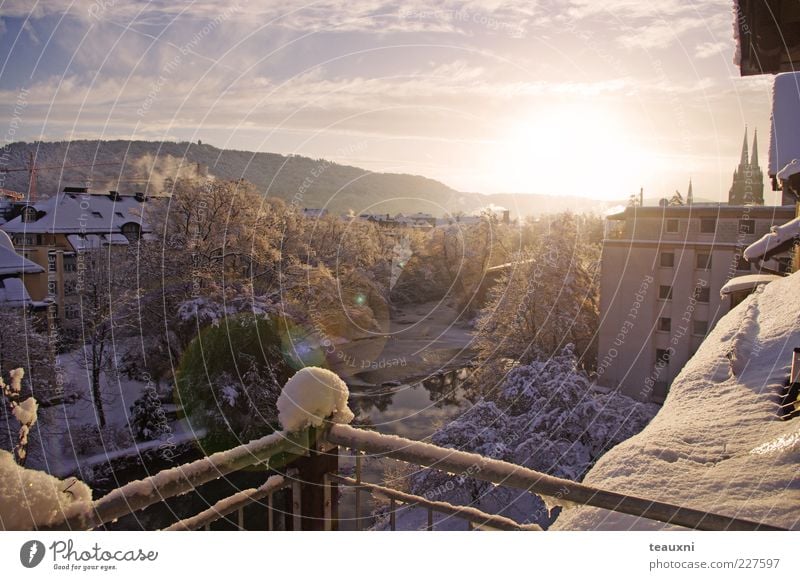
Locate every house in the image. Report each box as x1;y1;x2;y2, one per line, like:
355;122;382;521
597;203;794;403
0;188;152;334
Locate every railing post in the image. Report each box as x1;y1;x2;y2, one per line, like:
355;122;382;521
293;426;339;530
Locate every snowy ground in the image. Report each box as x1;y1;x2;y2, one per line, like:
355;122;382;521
554;272;800;530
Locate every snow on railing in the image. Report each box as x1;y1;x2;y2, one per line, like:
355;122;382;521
36;366;790;532
164;474;291;531
41;430;309;530
325;424;786;531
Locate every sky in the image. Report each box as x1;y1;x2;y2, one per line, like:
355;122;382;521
0;0;781;203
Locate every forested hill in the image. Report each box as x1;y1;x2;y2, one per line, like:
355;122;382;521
1;140;610;216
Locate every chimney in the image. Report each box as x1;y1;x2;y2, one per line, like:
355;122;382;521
134;191;147;202
502;209;510;224
108;190;121;201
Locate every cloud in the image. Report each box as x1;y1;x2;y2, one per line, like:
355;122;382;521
695;40;729;59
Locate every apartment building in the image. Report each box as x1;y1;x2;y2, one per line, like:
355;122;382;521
0;188;151;336
598;203;794;403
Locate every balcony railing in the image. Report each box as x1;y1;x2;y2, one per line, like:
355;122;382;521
40;420;786;532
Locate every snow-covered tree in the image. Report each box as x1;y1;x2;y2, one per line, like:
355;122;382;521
0;368;38;465
472;213;599;392
405;346;656;528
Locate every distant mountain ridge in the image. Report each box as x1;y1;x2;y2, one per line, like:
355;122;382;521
1;140;613;216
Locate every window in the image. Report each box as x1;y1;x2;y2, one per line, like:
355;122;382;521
695;287;710;303
115;211;125;218
13;234;34;246
693;320;708;336
64;280;78;296
660;252;675;267
656;349;671;365
65;304;80;320
63;255;77;272
91;211;102;218
659;285;673;300
665;219;679;233
121;222;141;241
738;219;755;235
21;206;37;223
696;253;712;269
736;255;751;271
658;317;671;332
700;218;717;233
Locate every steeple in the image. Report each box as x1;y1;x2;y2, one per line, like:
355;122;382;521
739;126;749;166
687;178;693;205
729;126;764;205
750;128;759;166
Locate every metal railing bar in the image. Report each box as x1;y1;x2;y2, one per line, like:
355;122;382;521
163;475;289;531
328;474;540;531
326;424;786;531
42;429;309;531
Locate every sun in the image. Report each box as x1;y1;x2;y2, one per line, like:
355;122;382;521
490;103;653;200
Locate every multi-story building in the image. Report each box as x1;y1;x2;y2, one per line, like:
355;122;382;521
0;188;151;335
598;203;794;403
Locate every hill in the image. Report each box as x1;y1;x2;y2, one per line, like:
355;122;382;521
0;140;611;216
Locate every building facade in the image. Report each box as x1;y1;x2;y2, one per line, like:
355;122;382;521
0;189;151;336
598;204;794;403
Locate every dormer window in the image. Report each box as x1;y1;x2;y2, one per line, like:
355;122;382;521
121;222;141;241
115;212;124;218
92;211;102;218
21;206;37;223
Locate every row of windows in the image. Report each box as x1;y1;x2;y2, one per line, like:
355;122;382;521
659;252;751;272
658;285;711;302
657;317;708;336
663;218;755;235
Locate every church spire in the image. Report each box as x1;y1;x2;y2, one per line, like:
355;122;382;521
739;126;749;167
750;128;759;167
687;178;693;205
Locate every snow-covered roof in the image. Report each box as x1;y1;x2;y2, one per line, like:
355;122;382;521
719;274;782;296
0;231;43;275
769;73;800;176
0;277;32;305
66;233;129;252
0;192;149;235
743;216;800;262
553;271;800;530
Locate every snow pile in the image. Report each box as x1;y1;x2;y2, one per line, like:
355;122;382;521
389;347;656;529
0;450;92;530
769;72;800;176
744;217;800;262
554;272;800;530
720;274;782;297
777;158;800;180
277;367;354;432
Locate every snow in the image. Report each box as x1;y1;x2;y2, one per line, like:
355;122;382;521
743;217;800;262
769;73;800;176
371;347;656;529
164;474;286;531
776;158;800;180
720;274;782;296
277;367;354;432
12;397;38;427
554;271;800;530
0;449;92;530
0;277;33;304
